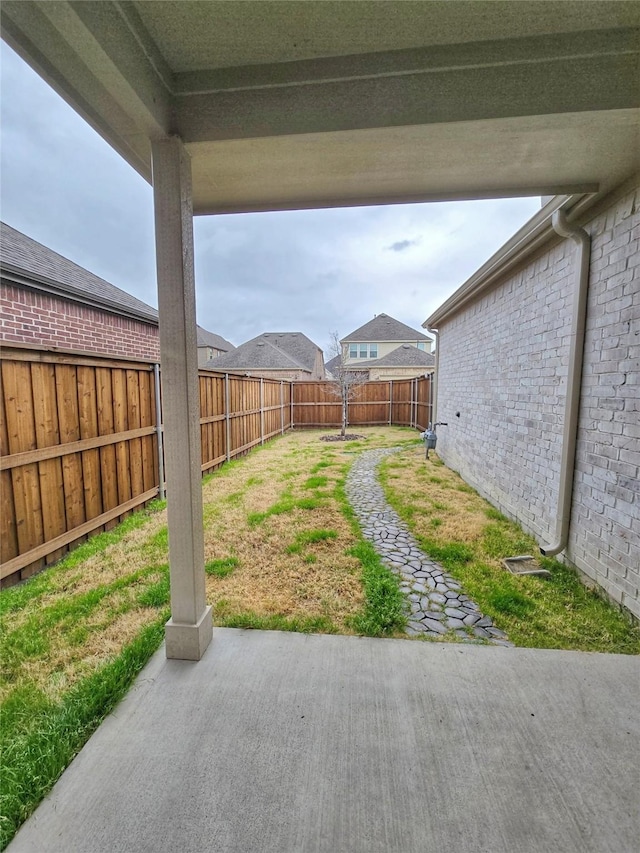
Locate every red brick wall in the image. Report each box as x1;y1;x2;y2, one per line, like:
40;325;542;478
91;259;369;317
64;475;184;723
0;283;160;360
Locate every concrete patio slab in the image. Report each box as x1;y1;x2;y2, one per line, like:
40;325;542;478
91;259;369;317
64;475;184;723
8;629;639;853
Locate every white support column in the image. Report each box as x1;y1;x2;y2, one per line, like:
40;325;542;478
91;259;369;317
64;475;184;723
151;137;212;661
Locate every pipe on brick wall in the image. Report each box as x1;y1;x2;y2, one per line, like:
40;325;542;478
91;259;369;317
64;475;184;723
426;328;439;427
540;210;591;557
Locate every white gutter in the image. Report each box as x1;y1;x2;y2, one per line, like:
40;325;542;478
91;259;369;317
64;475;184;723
425;328;439;427
540;210;591;557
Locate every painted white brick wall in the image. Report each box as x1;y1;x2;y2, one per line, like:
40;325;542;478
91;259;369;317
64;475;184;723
436;183;639;619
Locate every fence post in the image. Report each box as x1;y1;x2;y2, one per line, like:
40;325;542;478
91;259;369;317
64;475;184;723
389;380;393;426
224;373;231;462
260;377;265;445
290;382;294;428
409;379;413;427
411;378;416;428
280;381;284;434
153;363;165;500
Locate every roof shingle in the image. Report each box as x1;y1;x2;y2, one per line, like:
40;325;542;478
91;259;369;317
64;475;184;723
196;326;235;352
342;313;431;343
205;332;320;373
1;221;158;324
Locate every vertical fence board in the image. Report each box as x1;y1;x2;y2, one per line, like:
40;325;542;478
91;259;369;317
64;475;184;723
56;364;86;547
0;368;19;568
3;360;45;577
31;362;67;564
126;370;144;499
78;366;103;525
111;369;131;512
139;370;155;492
216;375;224;463
96;366;119;530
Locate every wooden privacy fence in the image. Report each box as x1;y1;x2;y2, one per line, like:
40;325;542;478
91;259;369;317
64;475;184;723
0;345;292;587
292;377;432;431
199;372;291;471
1;345;428;587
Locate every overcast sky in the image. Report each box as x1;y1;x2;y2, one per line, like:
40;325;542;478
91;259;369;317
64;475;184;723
1;42;541;355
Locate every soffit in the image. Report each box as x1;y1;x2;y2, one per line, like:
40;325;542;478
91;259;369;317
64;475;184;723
133;1;640;71
187;110;639;213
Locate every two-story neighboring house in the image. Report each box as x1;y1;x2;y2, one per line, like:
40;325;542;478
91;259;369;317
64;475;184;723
342;314;433;361
338;313;434;380
205;332;325;381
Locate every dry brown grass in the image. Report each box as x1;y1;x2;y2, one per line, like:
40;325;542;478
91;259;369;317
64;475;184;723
385;447;496;556
207;506;363;628
199;429;405;629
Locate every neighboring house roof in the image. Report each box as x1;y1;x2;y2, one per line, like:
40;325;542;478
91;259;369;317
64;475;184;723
205;332;320;373
342;313;431;342
261;332;321;373
362;344;435;368
1;221;158;324
196;325;235;352
324;354;341;376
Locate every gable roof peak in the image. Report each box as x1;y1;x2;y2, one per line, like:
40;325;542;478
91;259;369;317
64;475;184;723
341;313;431;343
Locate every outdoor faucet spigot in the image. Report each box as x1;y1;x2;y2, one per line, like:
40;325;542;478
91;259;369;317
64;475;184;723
422;422;447;459
422;428;438;459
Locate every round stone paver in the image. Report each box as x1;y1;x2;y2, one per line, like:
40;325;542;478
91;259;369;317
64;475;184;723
345;447;512;646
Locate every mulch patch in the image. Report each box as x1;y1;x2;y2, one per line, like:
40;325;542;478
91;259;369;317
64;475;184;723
319;434;365;442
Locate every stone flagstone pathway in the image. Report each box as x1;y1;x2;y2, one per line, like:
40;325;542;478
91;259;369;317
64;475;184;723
346;447;513;645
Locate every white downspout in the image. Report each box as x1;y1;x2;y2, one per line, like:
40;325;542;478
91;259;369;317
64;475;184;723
540;210;591;557
426;329;439;427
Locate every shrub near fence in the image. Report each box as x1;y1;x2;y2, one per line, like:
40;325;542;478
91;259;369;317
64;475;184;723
1;344;429;586
0;345;292;587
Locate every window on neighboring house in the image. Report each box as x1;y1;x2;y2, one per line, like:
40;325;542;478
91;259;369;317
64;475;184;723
417;341;427;351
349;343;378;358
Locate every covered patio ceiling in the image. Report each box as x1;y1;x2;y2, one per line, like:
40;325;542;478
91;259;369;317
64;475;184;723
2;0;639;214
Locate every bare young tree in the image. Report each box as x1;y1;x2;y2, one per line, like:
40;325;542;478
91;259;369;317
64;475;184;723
326;331;370;437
